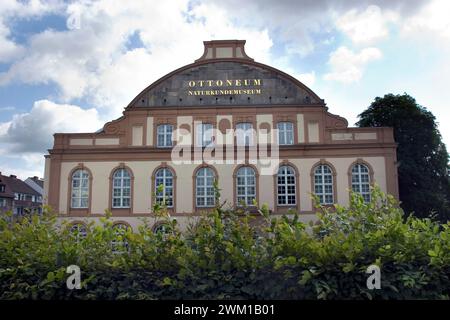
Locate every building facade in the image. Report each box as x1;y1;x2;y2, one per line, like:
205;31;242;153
0;173;43;215
44;40;398;231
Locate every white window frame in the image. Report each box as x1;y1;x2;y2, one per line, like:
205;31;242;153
196;123;214;147
157;124;173;148
277;122;294;145
195;167;215;207
277;165;296;206
236;122;254;146
314;165;334;205
112;168;131;208
236;166;256;206
71;169;89;209
351;164;371;203
154;168;174;208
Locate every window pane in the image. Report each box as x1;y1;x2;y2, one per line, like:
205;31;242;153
80;198;88;208
313;165;334;205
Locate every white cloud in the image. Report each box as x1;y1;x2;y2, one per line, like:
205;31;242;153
402;0;450;43
0;98;103;179
0;22;25;63
335;5;399;46
0;0;60;16
0;0;273;120
0;121;9;136
0;153;46;179
0;0;62;62
324;46;382;83
0;99;103;153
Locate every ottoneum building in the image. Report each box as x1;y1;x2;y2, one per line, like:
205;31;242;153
44;40;398;232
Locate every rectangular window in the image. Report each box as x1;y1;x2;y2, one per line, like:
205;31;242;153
0;199;6;207
196;123;214;147
236;123;253;146
277;122;294;145
157;124;173;147
0;185;5;193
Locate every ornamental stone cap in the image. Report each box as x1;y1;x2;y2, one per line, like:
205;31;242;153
195;40;254;62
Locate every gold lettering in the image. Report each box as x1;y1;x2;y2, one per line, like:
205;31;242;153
185;79;263;96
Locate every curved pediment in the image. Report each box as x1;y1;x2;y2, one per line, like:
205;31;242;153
127;60;323;109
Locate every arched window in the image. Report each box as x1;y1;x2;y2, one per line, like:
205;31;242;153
277;165;296;205
351;163;371;202
314;165;334;205
195;167;215;207
157;124;173;147
196;123;214;147
236;166;256;206
236;122;253;146
112;168;131;208
112;223;130;254
277;122;294;145
71;169;89;208
153;223;172;235
154;168;174;207
69;223;87;242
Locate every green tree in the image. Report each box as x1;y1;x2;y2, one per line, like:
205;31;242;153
357;93;450;221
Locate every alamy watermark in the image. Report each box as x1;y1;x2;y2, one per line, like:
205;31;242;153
170;122;281;176
66;265;81;290
366;264;381;290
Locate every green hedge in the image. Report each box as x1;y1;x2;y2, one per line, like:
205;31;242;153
0;187;449;299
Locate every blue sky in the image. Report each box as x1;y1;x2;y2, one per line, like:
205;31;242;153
0;0;449;179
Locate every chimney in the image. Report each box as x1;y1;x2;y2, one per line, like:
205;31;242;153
195;40;253;62
10;175;16;178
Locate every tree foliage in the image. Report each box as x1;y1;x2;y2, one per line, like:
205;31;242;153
0;187;449;300
357;93;450;221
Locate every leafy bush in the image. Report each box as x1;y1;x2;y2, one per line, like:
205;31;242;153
0;187;448;300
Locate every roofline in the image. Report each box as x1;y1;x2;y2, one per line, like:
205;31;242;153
124;58;324;111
